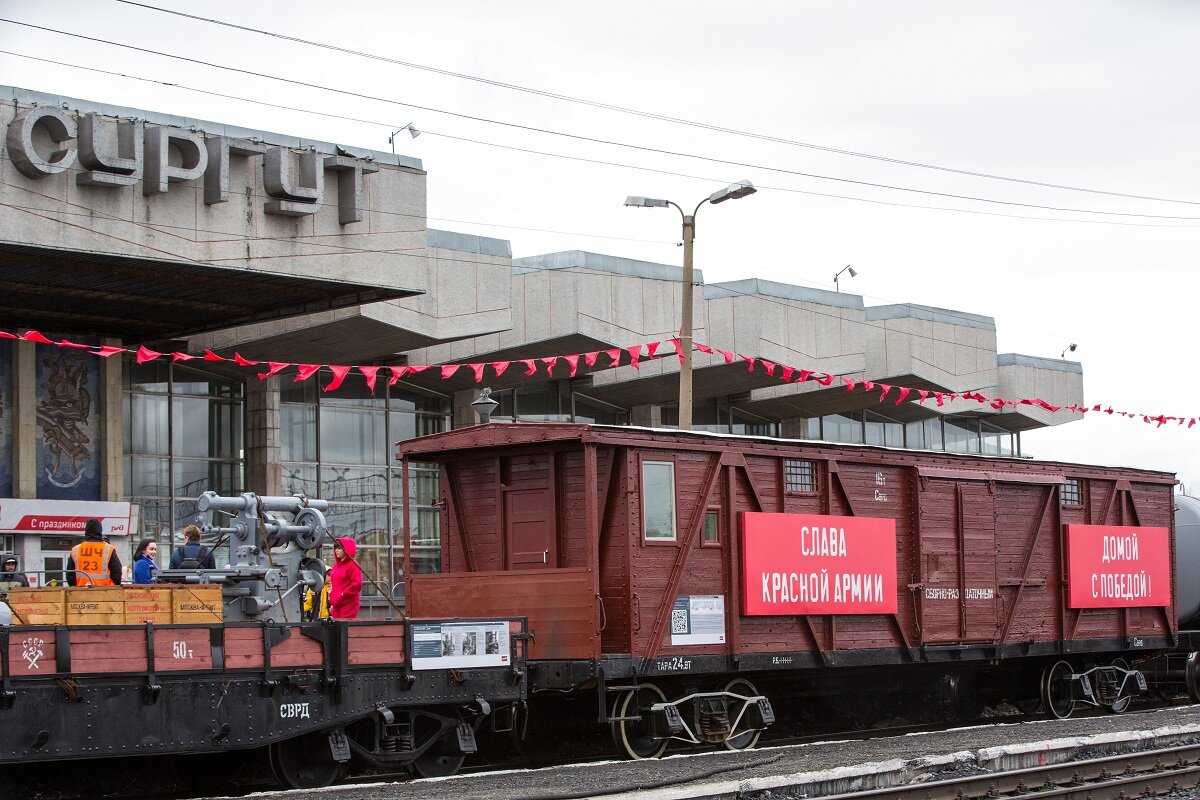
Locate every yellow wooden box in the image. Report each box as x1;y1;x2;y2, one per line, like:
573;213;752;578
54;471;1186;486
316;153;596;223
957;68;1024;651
123;587;174;624
6;588;66;625
65;587;125;625
171;586;223;623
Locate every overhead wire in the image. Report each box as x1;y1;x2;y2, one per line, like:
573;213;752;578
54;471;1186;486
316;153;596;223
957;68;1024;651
1;19;1198;222
112;0;1200;208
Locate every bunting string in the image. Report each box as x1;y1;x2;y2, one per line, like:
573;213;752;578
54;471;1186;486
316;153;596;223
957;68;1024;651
2;329;1193;430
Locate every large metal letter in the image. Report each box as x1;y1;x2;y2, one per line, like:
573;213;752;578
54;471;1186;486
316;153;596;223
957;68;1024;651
7;106;78;178
143;125;208;195
203;136;267;205
263;147;322;217
323;155;378;224
77;112;143;187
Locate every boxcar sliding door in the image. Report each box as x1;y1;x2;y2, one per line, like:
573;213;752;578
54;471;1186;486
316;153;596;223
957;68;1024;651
917;476;999;644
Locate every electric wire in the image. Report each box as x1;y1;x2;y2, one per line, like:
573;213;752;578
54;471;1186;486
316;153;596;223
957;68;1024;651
1;19;1197;222
7;47;1200;231
112;0;1200;208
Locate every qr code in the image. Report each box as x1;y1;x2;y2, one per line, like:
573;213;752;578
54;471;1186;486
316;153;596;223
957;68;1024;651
671;608;688;634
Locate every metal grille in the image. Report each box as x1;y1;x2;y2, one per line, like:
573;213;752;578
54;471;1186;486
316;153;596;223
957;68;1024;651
784;459;817;493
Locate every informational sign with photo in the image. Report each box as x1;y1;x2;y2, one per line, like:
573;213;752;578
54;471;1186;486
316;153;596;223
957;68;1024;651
1065;524;1170;609
670;595;726;645
410;620;511;670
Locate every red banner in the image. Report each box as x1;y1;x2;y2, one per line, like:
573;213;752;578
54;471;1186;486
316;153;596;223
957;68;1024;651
1065;524;1171;608
740;512;897;615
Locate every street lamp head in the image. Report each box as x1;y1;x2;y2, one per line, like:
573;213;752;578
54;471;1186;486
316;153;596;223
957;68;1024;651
708;180;757;205
624;196;671;208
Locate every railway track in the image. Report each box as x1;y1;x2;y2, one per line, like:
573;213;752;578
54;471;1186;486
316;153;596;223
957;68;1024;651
818;743;1200;800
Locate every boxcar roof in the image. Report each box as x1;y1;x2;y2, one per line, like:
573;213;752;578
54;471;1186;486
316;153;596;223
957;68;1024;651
395;422;1176;484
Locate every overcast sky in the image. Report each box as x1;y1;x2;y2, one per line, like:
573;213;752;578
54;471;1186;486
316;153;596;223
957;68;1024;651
1;0;1196;491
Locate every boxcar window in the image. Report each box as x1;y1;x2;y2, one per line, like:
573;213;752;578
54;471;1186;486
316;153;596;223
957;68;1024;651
641;461;677;541
1061;478;1082;506
784;459;818;493
702;511;719;545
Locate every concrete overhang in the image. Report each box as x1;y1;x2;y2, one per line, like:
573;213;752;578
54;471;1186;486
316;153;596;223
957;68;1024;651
0;242;416;344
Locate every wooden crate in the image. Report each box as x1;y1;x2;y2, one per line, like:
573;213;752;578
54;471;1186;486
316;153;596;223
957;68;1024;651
7;588;65;626
123;587;173;624
65;587;125;625
172;586;223;623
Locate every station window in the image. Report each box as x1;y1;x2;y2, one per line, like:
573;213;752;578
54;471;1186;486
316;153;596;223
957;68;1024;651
641;461;677;541
1061;478;1082;507
784;459;818;493
702;511;720;546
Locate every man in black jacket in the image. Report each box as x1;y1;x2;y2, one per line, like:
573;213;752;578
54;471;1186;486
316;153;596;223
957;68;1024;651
1;556;29;588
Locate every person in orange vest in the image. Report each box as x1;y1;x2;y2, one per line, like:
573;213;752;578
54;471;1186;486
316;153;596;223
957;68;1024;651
67;518;122;586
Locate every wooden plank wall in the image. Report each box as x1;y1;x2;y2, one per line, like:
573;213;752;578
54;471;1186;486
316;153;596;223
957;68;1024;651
408;569;595;660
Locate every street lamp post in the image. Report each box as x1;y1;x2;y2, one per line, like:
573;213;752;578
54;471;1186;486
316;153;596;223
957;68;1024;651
624;180;756;431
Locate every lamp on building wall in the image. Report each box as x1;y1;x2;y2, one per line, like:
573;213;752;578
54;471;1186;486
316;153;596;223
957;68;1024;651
834;265;858;292
623;180;757;431
388;123;420;153
471;387;500;424
1061;343;1078;359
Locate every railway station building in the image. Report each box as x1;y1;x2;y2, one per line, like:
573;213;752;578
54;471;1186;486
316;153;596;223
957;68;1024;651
0;86;1083;598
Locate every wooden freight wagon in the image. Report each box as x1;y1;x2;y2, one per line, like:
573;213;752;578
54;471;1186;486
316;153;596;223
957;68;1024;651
397;423;1179;758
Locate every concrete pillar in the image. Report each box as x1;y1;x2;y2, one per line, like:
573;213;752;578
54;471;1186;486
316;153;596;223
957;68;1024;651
781;417;815;440
630;404;661;428
12;341;37;498
245;377;281;495
99;337;123;501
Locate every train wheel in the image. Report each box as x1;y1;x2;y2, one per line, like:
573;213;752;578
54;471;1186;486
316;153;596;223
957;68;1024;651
1187;652;1200;705
268;730;347;789
1040;659;1076;720
611;682;669;760
1105;658;1132;714
410;709;466;778
721;678;764;751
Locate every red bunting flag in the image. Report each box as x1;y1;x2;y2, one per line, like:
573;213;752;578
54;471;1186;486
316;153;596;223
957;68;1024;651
626;345;641;370
541;356;559;373
842;377;858;392
493;361;511;377
323;365;352;392
22;330;54;344
716;348;734;364
387;366;409;385
295;364;321;382
797;369;813;383
233;353;259;367
0;331;15;339
815;373;833;386
646;341;660;359
469;364;485;382
894;387;911;405
359;366;379;394
258;362;290;380
781;366;794;382
694;341;712;355
564;354;580;377
935;392;945;407
878;384;891;401
441;364;461;380
759;359;775;376
583;352;600;368
92;345;128;358
135;346;161;364
605;348;622;366
171;351;197;362
57;339;92;349
917;389;929;403
408;365;431;375
522;359;538;376
742;356;756;373
203;350;226;362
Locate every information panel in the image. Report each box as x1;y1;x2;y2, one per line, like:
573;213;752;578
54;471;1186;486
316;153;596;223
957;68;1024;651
410;620;511;671
670;595;726;645
1065;524;1171;609
741;512;897;615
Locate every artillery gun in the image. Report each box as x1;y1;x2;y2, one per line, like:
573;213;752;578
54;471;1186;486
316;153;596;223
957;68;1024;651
155;491;330;622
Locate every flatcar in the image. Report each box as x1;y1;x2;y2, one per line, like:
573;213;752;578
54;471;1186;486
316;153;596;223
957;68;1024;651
396;423;1195;759
0;492;529;792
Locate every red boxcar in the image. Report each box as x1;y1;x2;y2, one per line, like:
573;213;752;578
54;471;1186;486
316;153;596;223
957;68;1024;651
398;423;1179;758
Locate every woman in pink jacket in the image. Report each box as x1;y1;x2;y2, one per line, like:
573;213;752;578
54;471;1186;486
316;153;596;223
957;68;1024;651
328;537;364;619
